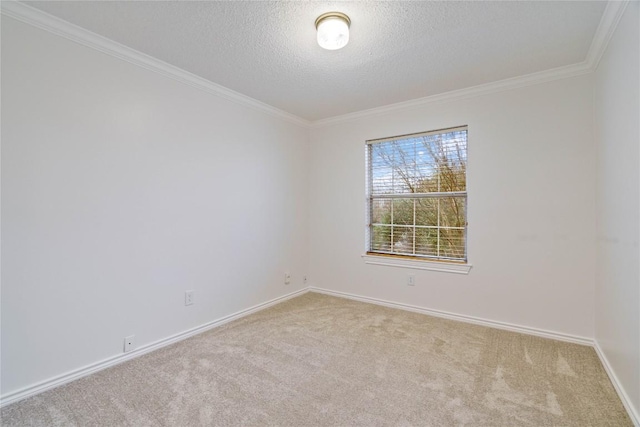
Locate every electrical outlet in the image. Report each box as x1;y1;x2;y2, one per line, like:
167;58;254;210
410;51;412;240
407;274;415;286
185;290;194;306
284;272;291;285
124;335;135;353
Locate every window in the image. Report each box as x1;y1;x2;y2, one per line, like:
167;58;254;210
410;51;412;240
366;126;468;263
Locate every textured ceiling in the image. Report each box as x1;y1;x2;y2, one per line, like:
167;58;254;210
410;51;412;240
25;1;607;121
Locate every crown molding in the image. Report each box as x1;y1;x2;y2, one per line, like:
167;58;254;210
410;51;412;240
311;61;593;127
1;0;629;130
311;0;629;128
585;0;630;70
0;1;311;128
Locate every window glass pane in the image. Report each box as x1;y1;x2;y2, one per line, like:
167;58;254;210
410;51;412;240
415;228;438;257
439;228;466;259
371;144;394;194
370;130;467;196
418;132;467;193
392;199;414;225
371;199;391;224
415;198;438;227
391;140;416;193
439;197;466;228
371;225;391;252
415;163;439;193
371;167;394;194
392;225;414;255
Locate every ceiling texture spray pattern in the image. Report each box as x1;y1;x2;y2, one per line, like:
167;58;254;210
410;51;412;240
25;1;607;121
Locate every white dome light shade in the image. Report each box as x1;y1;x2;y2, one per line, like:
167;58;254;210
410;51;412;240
315;12;350;50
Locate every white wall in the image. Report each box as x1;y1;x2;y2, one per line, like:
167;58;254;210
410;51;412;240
1;16;309;396
594;1;640;418
309;75;596;339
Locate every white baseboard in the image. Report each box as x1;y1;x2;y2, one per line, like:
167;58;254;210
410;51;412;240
593;341;640;426
4;285;637;427
309;287;592;345
0;288;309;408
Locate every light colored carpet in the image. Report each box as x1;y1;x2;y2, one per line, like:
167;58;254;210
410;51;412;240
1;292;631;426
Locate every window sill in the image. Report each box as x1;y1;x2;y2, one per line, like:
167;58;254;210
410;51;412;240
361;254;472;274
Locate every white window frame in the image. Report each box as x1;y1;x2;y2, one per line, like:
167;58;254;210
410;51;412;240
364;126;471;274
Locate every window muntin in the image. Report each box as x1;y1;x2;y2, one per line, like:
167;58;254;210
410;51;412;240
366;127;468;262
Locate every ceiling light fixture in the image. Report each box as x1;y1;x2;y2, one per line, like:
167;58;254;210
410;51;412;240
315;12;350;50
